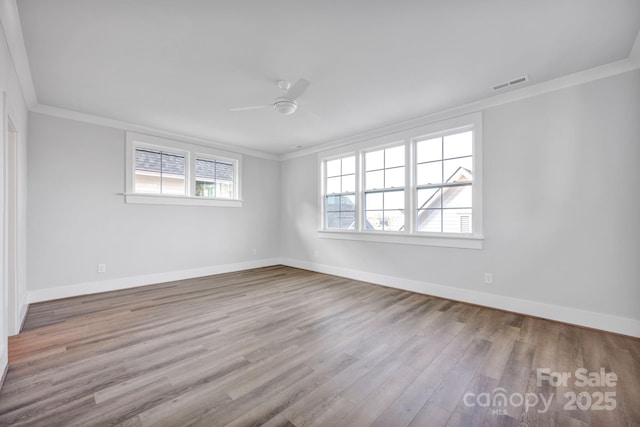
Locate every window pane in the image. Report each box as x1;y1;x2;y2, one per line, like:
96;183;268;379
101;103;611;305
216;161;234;182
134;172;160;194
196;158;215;180
385;145;405;168
366;150;384;171
443;209;473;233
442;185;472;209
443;131;472;159
195;181;215;197
341;195;356;212
136;149;161;172
416;161;442;185
385;167;405;188
326;159;341;177
340;215;355;230
162;153;185;175
417;209;442;232
326;212;341;229
342;174;356;193
365;211;384;231
365;170;384;190
134;149;161;194
417;137;442;163
384;210;405;231
342;156;355;175
384;190;404;210
162;175;185;195
417;188;440;209
160;152;185;195
326;195;341;212
365;209;405;231
365;192;383;210
443;157;472;183
326;176;341;194
217;181;233;199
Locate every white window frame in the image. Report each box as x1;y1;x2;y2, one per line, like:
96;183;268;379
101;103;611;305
321;153;358;230
125;132;242;207
318;113;483;249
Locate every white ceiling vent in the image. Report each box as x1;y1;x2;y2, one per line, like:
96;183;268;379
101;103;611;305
491;75;530;91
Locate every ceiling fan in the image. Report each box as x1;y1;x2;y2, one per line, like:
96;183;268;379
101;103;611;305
231;78;310;116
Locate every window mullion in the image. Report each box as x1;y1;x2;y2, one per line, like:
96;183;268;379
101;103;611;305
356;152;364;231
406;140;414;234
188;152;195;197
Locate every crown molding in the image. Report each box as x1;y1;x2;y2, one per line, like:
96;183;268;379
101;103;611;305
280;54;640;161
4;1;639;162
31;104;279;160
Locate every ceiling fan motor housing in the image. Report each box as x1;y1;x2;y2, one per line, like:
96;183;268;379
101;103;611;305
274;98;297;115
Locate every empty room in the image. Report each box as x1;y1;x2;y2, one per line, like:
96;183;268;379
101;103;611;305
0;0;639;426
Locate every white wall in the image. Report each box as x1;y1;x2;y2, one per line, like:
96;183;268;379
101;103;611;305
27;113;281;299
0;15;29;378
281;70;640;336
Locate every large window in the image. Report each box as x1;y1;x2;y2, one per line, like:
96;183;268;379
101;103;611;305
125;132;242;207
319;113;482;249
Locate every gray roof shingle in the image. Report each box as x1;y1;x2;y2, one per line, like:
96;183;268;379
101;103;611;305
135;149;233;181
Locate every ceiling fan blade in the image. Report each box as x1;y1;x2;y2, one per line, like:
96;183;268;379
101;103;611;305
300;107;321;121
284;78;310;101
230;105;270;112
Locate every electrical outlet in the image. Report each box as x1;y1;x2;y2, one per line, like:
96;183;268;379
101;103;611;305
252;248;257;256
97;264;106;273
484;273;493;284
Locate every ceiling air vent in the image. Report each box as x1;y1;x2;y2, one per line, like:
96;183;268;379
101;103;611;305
492;75;530;91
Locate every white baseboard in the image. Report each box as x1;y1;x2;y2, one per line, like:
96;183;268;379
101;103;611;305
16;296;29;333
27;258;281;304
281;258;640;338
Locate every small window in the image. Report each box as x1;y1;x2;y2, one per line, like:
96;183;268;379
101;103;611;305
195;158;234;199
134;148;186;195
125;132;242;207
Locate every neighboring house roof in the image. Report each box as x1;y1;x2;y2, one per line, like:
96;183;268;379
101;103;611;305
325;195;375;230
135;149;185;175
327;167;472;230
417;167;472;211
135;148;233;181
195;159;234;181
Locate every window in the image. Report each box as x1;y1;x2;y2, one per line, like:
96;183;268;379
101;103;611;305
134;148;186;195
319;113;482;249
195;158;234;199
324;156;356;229
125;132;242;207
364;145;405;231
416;131;473;233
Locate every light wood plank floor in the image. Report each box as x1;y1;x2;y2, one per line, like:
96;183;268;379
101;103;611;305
0;266;638;426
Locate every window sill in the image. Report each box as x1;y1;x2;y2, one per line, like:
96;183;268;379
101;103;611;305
317;230;483;249
124;193;243;207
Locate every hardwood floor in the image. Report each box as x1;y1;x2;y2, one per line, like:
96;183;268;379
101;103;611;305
0;265;638;426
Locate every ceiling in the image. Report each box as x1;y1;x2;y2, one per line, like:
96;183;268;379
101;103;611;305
15;0;640;155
